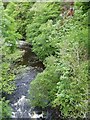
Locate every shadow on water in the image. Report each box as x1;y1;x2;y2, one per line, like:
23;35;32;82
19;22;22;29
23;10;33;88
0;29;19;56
17;43;45;69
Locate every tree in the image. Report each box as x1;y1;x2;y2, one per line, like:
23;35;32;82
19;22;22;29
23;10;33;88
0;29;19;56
29;2;88;118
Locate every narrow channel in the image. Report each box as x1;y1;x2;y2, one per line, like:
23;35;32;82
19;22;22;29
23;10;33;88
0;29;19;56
7;42;45;119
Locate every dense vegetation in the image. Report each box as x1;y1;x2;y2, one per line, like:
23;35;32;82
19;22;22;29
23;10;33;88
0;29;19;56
0;1;89;119
0;1;22;118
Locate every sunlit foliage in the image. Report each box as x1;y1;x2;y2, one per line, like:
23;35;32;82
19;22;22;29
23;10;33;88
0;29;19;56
1;1;89;119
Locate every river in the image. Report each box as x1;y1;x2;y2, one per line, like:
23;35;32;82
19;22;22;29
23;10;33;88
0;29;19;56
7;42;46;119
7;42;62;120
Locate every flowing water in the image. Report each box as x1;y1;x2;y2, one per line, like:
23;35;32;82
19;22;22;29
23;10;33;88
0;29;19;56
9;67;44;119
7;42;46;119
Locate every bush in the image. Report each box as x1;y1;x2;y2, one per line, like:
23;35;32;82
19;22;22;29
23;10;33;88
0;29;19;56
26;3;60;60
0;98;12;119
29;56;60;107
29;5;88;118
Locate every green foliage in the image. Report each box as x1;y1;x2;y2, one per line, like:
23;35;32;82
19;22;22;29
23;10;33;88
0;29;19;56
0;1;23;94
0;1;23;118
0;1;23;93
5;2;34;40
29;3;88;118
27;20;58;60
13;3;34;39
0;1;3;37
26;3;60;60
54;61;88;118
0;97;12;119
2;8;21;52
1;62;15;94
29;56;60;107
53;30;88;118
0;45;23;118
0;42;23;117
81;2;90;13
0;1;89;119
0;48;23;94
